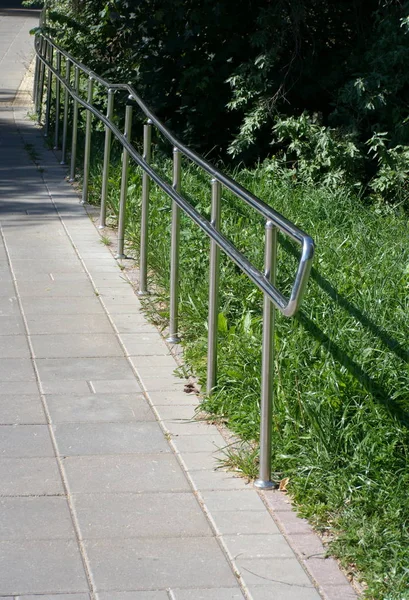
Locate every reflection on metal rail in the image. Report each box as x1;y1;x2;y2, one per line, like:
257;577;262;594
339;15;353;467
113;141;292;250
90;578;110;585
33;32;315;489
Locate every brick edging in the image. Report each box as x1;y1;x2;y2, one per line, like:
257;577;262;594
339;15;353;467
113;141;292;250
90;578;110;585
261;490;360;600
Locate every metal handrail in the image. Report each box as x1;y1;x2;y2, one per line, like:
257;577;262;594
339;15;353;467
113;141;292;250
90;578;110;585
33;31;315;488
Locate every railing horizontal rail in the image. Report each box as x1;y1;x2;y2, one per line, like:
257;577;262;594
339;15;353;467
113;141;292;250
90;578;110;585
41;37;314;244
35;33;314;318
33;29;315;488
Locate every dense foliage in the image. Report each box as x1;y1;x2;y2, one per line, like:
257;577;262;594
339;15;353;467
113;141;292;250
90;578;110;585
30;0;409;203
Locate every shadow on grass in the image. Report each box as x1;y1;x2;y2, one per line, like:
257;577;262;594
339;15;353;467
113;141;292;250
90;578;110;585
279;236;409;424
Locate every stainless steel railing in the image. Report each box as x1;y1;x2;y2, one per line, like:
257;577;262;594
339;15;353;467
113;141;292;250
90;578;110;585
33;32;315;488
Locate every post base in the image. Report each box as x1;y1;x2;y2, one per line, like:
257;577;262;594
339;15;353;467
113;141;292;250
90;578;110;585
166;334;181;344
254;478;277;490
115;253;126;260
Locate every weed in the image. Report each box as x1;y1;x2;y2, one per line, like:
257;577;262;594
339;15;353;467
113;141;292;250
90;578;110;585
219;441;259;480
24;142;39;163
100;235;112;247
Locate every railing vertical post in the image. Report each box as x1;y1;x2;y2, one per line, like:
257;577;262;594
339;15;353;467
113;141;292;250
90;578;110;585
81;76;95;204
254;221;278;490
33;39;40;110
116;99;133;259
69;66;80;182
206;178;221;394
44;43;53;137
53;51;61;149
167;148;182;343
99;88;114;228
138;119;152;295
37;37;46;122
60;58;71;165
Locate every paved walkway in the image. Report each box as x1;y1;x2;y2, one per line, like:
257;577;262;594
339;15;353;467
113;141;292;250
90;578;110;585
0;5;358;600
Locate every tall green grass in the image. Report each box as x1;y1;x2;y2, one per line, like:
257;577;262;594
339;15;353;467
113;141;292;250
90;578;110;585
86;138;409;599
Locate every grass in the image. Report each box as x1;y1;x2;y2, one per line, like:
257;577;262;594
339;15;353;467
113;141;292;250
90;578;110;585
24;142;40;163
99;235;112;246
67;125;409;599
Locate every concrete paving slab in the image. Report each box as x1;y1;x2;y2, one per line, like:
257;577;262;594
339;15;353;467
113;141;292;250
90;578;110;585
22;296;104;315
21;596;90;600
212;510;281;535
270;507;314;536
99;302;144;314
135;365;180;378
139;377;187;392
125;352;178;367
0;539;89;595
0;496;75;540
85;536;238;591
0;394;45;424
89;379;142;393
0;381;39;394
0;424;54;457
42;381;92;395
162;450;222;471
0;295;20;315
148;390;199;406
200;490;267;512
99;295;145;309
156;404;198;420
93;281;133;290
0;457;64;496
173;590;245;600
0;334;30;357
172;433;227;453
88;274;136;287
163;419;219;436
26;313;113;334
0;280;16;295
36;356;135;381
10;258;85;274
283;532;326;559
249;584;321;600
46;273;91;282
47;393;155;423
96;594;167;600
236;556;314;586
0;260;12;273
0;357;35;380
223;533;295;559
303;557;354;587
53;422;170;456
121;336;169;355
87;264;124;274
30;333;124;358
63;453;190;494
17;281;95;297
7;247;75;259
189;469;250;491
317;585;358;600
73;492;212;539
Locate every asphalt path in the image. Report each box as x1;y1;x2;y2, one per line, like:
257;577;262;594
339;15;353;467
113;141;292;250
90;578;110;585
0;0;40;105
